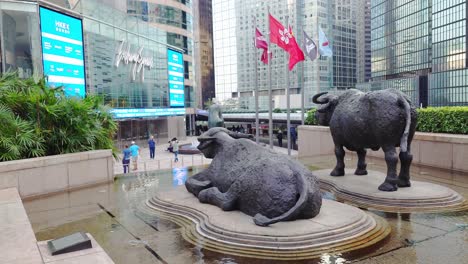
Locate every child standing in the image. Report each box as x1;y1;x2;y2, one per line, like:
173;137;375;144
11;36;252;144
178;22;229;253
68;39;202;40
172;139;179;163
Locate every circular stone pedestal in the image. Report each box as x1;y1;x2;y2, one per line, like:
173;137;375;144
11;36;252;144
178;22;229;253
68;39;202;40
315;169;468;213
145;186;390;261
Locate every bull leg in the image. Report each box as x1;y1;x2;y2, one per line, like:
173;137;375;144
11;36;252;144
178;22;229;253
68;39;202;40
355;148;368;175
378;146;398;192
398;146;413;187
198;185;237;211
330;145;345;176
185;171;212;196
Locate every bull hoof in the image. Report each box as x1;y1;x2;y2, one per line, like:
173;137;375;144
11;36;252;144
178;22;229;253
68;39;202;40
397;180;411;188
198;189;211;203
253;213;271;227
354;169;368;175
186;180;212;196
378;182;398;192
330;168;345;176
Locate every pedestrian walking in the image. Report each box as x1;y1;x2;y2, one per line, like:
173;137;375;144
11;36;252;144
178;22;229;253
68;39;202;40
148;135;156;159
129;141;140;171
172;138;179;163
122;144;131;173
277;130;283;147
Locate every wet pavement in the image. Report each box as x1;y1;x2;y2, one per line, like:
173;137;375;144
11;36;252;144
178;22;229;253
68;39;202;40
23;154;467;264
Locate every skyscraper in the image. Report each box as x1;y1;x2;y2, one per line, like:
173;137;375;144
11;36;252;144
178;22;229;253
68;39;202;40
359;0;468;106
193;0;216;109
212;0;370;110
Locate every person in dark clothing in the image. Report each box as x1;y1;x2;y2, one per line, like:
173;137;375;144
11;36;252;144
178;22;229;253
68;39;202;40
290;127;297;149
122;145;131;173
148;135;156;159
277;130;283;147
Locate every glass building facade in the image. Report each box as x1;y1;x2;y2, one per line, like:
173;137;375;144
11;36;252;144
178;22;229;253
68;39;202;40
364;0;468;106
126;0;196;108
193;0;216;108
212;0;371;110
0;0;195;143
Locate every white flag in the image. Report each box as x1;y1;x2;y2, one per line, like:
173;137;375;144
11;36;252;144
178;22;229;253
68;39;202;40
318;27;332;57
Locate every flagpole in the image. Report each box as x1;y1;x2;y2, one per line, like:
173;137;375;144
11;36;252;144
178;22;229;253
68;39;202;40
267;8;273;149
285;15;291;156
301;26;305;126
253;16;259;144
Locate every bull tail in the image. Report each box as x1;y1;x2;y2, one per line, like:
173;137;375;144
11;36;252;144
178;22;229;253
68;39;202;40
253;171;309;227
400;96;411;152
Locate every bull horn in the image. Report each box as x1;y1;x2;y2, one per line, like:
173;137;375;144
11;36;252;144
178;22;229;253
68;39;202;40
198;136;216;142
312;92;329;104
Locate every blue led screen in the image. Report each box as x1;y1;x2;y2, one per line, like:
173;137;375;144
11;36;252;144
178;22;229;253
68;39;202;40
39;7;86;98
110;108;186;119
167;49;185;107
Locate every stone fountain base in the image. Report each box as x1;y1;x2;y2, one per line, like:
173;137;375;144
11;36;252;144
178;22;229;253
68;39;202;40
314;169;468;213
144;186;390;261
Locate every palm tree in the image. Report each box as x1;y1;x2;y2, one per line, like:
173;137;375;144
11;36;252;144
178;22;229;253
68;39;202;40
0;73;118;161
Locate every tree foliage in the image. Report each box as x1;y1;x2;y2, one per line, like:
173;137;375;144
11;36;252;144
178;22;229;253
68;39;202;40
0;73;118;161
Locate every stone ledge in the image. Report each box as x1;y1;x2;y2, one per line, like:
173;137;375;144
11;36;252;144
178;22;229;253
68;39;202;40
0;188;43;264
298;125;468;172
298;126;468;144
0;150;112;173
143;186;391;260
0;150;114;198
315;169;467;213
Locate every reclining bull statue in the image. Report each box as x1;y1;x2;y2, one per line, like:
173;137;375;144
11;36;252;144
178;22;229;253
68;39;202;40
313;88;417;192
185;127;322;226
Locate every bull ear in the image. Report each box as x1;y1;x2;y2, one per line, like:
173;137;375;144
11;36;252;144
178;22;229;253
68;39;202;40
198;136;216;142
317;104;330;113
317;95;338;113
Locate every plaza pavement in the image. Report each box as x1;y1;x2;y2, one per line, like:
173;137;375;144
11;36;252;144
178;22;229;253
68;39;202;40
114;136;298;174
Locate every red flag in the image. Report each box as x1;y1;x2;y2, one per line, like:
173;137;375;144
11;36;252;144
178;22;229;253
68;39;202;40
269;14;304;70
255;28;271;64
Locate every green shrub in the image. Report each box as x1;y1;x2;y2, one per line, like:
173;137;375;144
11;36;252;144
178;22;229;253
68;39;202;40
273;108;282;113
305;108;317;125
416;107;468;134
0;73;118;161
305;106;468;134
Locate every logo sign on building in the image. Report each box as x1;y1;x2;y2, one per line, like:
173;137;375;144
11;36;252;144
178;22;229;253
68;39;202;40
39;7;86;98
115;40;154;82
167;49;185;107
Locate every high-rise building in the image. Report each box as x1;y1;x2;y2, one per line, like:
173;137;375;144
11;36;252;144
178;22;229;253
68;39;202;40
193;0;216;109
358;0;468;106
356;0;371;83
212;0;371;110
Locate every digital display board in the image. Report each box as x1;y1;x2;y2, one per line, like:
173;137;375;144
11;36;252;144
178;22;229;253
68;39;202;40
39;7;86;98
110;108;186;119
167;49;185;107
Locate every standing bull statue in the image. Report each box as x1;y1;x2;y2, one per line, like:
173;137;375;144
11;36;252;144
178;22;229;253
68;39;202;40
313;88;417;192
185;127;322;226
208;104;224;128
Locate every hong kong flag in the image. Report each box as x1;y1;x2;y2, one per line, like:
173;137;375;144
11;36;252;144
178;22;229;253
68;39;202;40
255;28;271;64
269;14;304;70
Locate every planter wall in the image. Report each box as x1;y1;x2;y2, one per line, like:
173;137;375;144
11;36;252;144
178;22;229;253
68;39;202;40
0;150;114;198
298;126;468;173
